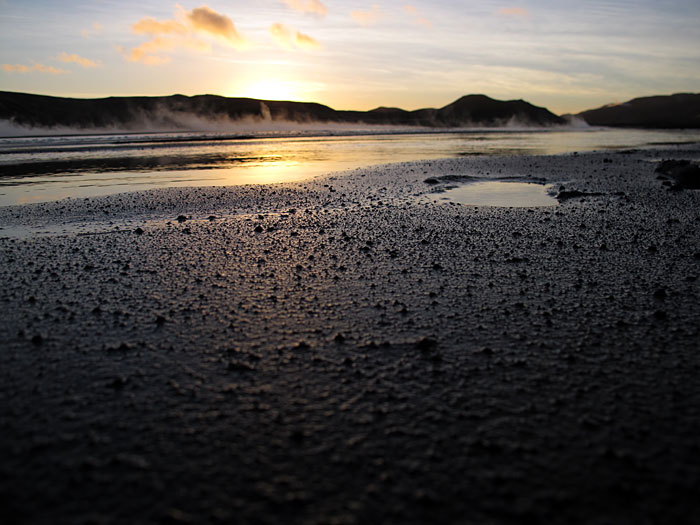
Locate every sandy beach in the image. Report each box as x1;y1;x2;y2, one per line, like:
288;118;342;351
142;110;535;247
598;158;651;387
1;146;700;524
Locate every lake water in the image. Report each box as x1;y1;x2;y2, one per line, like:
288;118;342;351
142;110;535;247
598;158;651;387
1;127;699;206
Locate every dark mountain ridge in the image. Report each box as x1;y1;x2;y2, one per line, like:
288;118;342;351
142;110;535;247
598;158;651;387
577;93;700;129
0;91;565;131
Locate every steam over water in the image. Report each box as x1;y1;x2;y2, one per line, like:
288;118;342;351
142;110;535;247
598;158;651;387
1;127;699;205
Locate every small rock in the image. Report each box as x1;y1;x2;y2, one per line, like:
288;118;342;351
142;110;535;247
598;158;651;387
228;360;255;372
653;288;667;301
653;310;668;321
176;215;187;223
415;337;437;352
134;227;144;235
110;376;128;389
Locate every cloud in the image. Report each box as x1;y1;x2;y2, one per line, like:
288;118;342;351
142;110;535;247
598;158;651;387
280;0;327;17
187;6;245;45
125;35;211;65
2;63;68;74
403;5;432;27
270;23;321;50
497;7;529;17
81;22;103;39
126;43;172;66
352;5;383;26
58;52;102;69
127;5;246;65
132;17;187;35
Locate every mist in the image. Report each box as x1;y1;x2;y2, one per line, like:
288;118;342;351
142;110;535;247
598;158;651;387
0;111;581;139
0;92;579;138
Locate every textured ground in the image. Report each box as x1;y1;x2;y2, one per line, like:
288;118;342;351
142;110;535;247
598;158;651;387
1;147;699;524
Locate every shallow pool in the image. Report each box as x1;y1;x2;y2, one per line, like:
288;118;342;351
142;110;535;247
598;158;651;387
430;181;558;207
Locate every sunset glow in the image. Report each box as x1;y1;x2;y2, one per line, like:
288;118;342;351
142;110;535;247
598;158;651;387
239;79;305;102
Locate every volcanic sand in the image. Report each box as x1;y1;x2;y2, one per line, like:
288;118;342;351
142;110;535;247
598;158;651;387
1;147;699;524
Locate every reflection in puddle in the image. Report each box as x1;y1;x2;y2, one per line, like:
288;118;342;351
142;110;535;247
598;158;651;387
431;181;558;207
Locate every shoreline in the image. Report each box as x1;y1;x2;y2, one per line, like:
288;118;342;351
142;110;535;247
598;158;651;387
1;147;700;523
1;142;698;233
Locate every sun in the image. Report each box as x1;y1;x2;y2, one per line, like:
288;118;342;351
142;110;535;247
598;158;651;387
239;79;303;101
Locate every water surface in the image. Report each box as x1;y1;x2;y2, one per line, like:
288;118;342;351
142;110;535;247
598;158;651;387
430;181;558;207
1;127;698;205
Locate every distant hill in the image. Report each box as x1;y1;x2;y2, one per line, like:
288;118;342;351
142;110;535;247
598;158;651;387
577;93;700;129
438;95;564;127
0;91;565;131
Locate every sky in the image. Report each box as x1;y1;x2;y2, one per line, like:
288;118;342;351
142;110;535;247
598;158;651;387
1;0;699;115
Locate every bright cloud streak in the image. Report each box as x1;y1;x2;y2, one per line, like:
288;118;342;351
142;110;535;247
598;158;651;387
58;52;101;68
270;23;321;50
2;63;68;74
280;0;328;17
352;5;383;26
132;17;187;35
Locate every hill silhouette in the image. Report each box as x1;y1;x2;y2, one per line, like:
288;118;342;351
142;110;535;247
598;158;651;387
0;91;565;131
577;93;700;128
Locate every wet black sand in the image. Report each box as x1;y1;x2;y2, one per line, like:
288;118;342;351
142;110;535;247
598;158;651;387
1;148;700;524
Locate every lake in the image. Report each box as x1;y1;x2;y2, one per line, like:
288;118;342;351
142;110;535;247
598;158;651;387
1;126;699;206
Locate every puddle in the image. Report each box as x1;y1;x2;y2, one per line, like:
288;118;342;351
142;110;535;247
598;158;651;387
429;181;558;207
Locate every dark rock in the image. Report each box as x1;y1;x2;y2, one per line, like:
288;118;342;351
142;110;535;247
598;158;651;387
655;160;700;189
653;288;667;300
228;360;255;372
415;337;438;352
424;177;439;184
176;215;188;223
107;342;133;352
653;310;668;321
556;190;604;200
134;227;144;235
110;376;128;389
